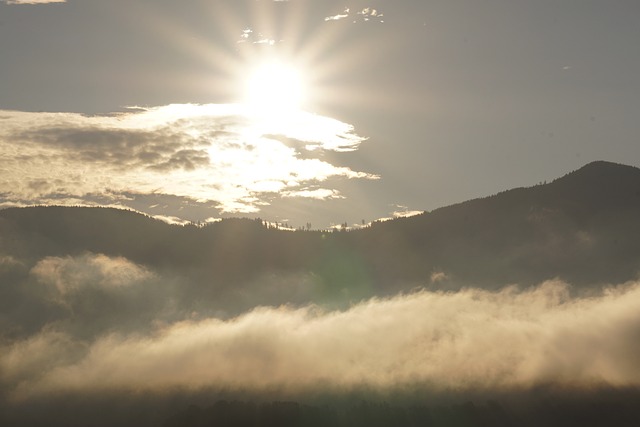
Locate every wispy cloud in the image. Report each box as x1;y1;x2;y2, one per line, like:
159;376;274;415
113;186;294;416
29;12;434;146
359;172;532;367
4;280;640;400
0;104;376;214
392;207;423;218
357;7;384;23
374;205;424;223
325;8;350;22
325;7;385;23
237;28;280;46
31;254;154;296
281;188;342;200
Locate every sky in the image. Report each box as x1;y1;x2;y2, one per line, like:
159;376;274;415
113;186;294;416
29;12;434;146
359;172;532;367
1;0;640;228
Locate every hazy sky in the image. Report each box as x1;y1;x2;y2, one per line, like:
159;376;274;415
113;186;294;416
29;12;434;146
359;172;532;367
2;0;639;227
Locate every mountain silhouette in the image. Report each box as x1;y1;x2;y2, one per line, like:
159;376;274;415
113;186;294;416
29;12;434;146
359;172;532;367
3;161;640;427
357;160;640;289
1;160;640;317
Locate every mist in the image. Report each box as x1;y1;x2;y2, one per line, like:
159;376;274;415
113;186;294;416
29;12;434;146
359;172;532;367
5;267;640;426
4;278;640;402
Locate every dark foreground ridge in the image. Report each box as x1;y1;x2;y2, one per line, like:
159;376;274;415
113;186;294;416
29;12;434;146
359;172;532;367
6;393;640;427
162;396;640;427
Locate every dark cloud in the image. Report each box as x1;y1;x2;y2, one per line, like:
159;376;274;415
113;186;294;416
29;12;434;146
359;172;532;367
146;148;211;172
16;127;185;168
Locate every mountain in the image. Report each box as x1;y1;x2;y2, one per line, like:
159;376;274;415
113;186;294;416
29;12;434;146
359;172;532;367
358;160;640;289
1;160;640;321
3;161;640;427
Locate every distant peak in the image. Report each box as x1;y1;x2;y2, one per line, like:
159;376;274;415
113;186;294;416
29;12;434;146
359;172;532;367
578;160;633;170
556;160;639;180
547;161;640;194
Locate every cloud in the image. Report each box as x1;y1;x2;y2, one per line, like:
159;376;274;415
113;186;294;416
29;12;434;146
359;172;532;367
392;209;423;219
0;255;22;268
357;7;384;22
30;253;154;296
238;31;278;46
281;188;343;200
429;271;449;284
237;27;282;46
150;214;194;226
0;104;376;214
373;205;424;223
325;6;385;23
4;280;640;400
3;0;65;4
325;8;350;21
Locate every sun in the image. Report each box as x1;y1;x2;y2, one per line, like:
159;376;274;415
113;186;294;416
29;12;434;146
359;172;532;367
245;61;304;111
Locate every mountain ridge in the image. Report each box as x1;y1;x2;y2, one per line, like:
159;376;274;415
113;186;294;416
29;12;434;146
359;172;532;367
1;160;640;315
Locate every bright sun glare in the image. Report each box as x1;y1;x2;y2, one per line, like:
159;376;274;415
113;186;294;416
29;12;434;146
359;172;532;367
245;62;304;111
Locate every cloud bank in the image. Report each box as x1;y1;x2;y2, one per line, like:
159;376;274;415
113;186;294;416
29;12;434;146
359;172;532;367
0;104;376;214
4;278;640;401
31;253;154;296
